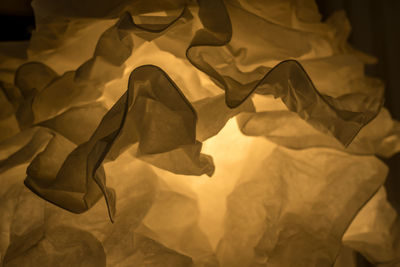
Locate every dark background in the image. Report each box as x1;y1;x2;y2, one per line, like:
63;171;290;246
0;1;399;266
315;1;400;266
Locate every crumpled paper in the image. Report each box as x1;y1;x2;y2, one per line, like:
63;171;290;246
216;142;387;267
1;0;400;266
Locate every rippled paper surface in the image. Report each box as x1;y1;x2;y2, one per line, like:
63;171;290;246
1;0;400;266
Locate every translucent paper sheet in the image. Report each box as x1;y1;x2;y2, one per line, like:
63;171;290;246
1;0;400;266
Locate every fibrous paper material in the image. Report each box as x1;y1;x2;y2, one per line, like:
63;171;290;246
0;0;399;266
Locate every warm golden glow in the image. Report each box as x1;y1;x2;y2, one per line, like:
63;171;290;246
0;0;399;266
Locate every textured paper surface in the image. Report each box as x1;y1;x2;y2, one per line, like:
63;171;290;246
1;0;400;266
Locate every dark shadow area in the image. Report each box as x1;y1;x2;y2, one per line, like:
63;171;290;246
0;0;34;40
317;1;400;266
0;15;35;41
316;0;400;120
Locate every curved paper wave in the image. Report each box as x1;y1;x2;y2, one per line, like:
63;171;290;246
24;65;214;222
0;0;399;266
187;0;383;147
